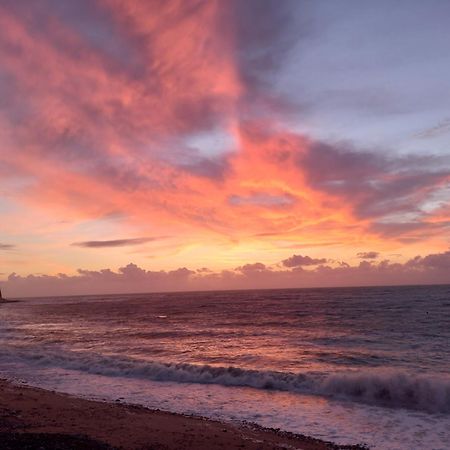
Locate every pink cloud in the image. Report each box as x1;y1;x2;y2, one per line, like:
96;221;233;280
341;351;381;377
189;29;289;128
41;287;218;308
282;254;328;267
0;0;448;274
2;251;449;298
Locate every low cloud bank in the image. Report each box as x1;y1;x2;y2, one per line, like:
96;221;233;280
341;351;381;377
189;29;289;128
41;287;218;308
2;251;449;298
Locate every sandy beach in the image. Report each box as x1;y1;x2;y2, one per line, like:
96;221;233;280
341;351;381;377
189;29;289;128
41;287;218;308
0;379;368;450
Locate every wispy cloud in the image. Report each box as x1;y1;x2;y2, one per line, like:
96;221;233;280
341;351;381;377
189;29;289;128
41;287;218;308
357;252;380;259
415;118;450;139
0;243;16;250
71;237;166;248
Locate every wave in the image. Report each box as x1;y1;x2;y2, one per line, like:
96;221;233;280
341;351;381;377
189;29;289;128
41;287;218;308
1;347;449;413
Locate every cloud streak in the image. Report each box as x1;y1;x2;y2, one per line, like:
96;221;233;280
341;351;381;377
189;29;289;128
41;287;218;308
357;252;380;260
0;243;16;250
71;237;165;248
415;118;450;139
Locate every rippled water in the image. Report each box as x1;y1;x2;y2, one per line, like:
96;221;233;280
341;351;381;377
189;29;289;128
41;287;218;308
1;285;449;449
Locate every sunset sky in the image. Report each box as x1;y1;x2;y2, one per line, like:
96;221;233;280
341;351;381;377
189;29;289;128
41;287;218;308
1;0;449;295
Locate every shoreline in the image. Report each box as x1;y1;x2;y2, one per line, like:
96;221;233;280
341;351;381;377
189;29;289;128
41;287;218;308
0;378;368;449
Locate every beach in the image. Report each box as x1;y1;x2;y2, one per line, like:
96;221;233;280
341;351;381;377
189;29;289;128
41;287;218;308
0;379;365;450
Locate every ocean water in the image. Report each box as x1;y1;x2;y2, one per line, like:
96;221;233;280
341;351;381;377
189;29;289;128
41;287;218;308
0;285;449;449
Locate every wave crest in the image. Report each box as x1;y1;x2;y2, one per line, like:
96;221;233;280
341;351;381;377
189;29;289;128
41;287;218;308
1;347;449;413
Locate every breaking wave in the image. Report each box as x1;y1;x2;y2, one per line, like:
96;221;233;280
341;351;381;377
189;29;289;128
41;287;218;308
1;347;449;413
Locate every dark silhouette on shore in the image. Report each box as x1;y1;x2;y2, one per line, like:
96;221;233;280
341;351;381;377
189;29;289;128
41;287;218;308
0;287;16;303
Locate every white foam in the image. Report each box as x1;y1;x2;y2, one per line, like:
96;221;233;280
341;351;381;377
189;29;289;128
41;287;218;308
1;346;449;413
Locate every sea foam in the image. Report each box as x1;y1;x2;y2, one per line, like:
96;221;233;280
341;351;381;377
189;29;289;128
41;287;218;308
1;347;449;413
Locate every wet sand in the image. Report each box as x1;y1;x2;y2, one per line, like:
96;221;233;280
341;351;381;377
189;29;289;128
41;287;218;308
0;379;368;449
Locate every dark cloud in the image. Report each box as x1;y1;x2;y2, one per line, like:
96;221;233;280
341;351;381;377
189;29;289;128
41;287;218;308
178;155;231;180
282;254;327;267
371;221;450;242
237;262;267;274
357;252;380;259
298;140;450;226
0;243;16;250
414;250;450;269
71;237;164;248
300;141;384;185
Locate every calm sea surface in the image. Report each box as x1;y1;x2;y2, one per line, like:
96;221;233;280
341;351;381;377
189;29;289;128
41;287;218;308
1;285;449;449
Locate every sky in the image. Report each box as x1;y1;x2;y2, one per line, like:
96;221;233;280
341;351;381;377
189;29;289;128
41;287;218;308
0;0;449;296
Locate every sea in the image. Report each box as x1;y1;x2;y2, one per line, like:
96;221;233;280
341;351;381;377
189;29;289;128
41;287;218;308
0;285;449;449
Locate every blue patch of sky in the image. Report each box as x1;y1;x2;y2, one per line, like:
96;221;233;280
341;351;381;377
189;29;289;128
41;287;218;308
420;185;450;214
275;1;450;157
184;128;237;159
